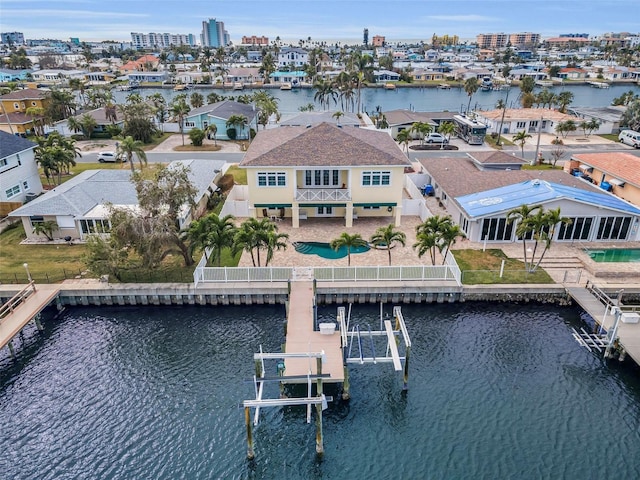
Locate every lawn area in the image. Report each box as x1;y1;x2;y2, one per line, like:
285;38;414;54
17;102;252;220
484;135;515;149
141;133;172;150
598;134;620;142
174;144;222;152
224;164;247;184
40;162;166;187
452;248;554;284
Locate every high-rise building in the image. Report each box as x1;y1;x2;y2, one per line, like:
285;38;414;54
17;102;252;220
508;32;540;47
372;35;385;47
201;18;229;48
476;33;508;49
1;32;25;45
131;32;196;49
241;35;269;46
363;28;369;46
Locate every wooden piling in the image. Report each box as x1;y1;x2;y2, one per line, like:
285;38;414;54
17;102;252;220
7;340;16;359
245;407;254;460
342;366;350;400
403;345;411;390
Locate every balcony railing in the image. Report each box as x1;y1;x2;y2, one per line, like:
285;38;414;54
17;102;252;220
295;188;351;202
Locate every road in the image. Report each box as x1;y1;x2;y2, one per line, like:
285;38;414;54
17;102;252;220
77;152;245;164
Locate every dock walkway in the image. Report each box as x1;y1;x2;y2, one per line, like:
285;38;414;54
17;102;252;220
284;274;343;383
0;284;61;350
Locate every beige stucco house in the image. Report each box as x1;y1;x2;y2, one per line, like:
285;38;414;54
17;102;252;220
239;122;411;228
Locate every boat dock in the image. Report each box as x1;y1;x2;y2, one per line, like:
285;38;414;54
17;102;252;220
567;283;640;363
0;283;61;356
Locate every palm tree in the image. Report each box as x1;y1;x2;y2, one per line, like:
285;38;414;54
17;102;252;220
557;91;574;113
32;220;59;241
117;135;147;172
169;98;191;145
464;77;479;113
332;110;344;125
410;121;432;145
437;121;456;145
253;90;279;129
528;208;572;272
265;229;289;266
225;114;249;140
205;124;218;145
396;129;411;156
413;215;454;265
370;224;406;265
330;232;368;266
438;222;466;264
313;79;338;110
190;92;204;109
513;130;532;157
507;204;542;271
185;213;237;266
233;218;284;267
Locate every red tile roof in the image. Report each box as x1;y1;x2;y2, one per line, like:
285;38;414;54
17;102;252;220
572;152;640;187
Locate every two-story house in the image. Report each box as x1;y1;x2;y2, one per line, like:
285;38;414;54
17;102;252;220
0;88;50;136
0;132;43;214
239;123;411;228
277;48;309;69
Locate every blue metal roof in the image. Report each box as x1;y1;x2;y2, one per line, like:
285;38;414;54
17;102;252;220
457;180;640;218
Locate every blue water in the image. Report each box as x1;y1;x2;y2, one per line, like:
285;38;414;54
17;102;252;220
587;248;640;262
113;84;640;115
1;303;640;479
294;241;371;259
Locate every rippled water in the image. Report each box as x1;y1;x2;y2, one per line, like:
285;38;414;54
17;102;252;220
2;303;640;479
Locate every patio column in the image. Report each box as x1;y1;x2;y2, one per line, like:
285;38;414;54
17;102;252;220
394;205;402;227
345;203;354;228
292;203;300;229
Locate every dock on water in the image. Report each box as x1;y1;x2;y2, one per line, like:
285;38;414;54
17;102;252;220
284;279;344;383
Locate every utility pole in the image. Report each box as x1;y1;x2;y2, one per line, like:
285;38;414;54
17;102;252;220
496;84;510;147
532;116;543;166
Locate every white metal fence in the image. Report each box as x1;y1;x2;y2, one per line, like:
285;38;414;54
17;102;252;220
194;266;293;285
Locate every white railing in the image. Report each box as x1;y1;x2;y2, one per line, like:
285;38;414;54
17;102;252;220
195;266;293;285
443;251;462;284
313;264;460;284
295;188;351;202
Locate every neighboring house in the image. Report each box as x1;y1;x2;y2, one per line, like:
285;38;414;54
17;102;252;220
120;54;160;72
0;88;50;136
409;69;445;82
567;152;640;208
8;159;221;240
277;48;309;69
0;69;31;82
465;151;527;171
269;71;308;85
49;107;125;136
31;70;86;82
239;122;411;228
474;108;575;135
127;71;169;84
0;132;42;213
373;70;400;82
557;67;588;80
84;72;117;84
419;155;640;243
225;67;262;85
184;100;257;139
383;110;437;140
568;106;627;134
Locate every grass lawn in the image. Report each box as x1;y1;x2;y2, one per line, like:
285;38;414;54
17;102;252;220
224;164;247;184
598;134;620;142
485;135;515;149
142;133;172;150
452;248;554;284
522;163;561;171
174;144;222;152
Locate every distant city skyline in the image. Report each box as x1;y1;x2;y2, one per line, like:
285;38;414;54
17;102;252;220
2;0;639;44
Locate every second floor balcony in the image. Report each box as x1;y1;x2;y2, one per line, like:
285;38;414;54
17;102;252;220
295;188;351;202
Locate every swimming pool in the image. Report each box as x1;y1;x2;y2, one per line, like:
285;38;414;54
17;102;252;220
293;241;370;259
586;248;640;262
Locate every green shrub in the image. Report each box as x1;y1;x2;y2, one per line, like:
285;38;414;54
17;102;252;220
217;174;235;192
189;128;205;146
90;132;112;139
226;128;237;140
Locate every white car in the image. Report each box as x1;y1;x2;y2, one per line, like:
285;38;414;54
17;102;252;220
97;152;124;163
425;133;448;144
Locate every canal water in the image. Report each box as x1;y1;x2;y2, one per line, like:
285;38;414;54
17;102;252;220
113;83;640;115
1;303;639;479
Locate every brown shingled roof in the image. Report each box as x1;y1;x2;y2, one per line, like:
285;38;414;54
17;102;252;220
240;123;410;168
572;152;640;187
468;151;527;165
0;89;49;101
420;156;599;198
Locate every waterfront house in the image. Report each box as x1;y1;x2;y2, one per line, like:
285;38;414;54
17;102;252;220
31;69;86;83
8;159;220;241
383;110;438;140
49;107;125;137
184;100;257;139
373;70;401;83
567;106;626;134
0;132;42;213
474;108;574;135
239;122;410;228
0;69;31;82
0;88;50;136
409;69;445;82
127;71;169;84
277;48;309;69
120;54;160;72
279;111;361;127
419;155;640;243
557;67;588;80
567;152;640;208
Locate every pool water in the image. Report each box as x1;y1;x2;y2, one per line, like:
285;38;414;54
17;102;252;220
294;241;370;259
586;248;640;262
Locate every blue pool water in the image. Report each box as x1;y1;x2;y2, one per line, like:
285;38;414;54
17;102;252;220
294;241;370;259
586;248;640;262
2;303;640;479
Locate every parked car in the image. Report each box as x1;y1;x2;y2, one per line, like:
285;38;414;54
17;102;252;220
425;133;448;143
97;152;124;163
618;130;640;148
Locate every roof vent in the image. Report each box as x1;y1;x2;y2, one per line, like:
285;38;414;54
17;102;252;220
532;179;540;186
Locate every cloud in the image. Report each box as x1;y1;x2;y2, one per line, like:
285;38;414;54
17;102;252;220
3;9;147;19
426;15;498;22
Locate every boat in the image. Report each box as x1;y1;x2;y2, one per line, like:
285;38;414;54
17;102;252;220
233;82;244;90
117;85;131;91
173;84;187;91
588;81;610;89
535;80;554;87
438;83;451;90
384;83;396;90
280;82;292;90
480;77;493;91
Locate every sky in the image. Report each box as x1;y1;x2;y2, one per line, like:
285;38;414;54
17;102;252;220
2;0;639;44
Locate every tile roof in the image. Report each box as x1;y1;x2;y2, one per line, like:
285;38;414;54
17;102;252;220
0;89;48;101
477;108;573;122
383;110;438;126
0;131;37;158
468;151;527;165
0;112;35;125
240;122;410;168
572;152;640;187
420;156;597;198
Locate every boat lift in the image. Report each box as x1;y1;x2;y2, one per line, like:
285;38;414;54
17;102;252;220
339;304;412;392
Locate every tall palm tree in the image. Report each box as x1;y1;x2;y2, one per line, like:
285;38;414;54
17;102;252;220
528;208;571;272
190;92;204;109
438;222;466;264
330;232;368;266
396;129;411;156
507;204;542;271
185;213;237;266
370;224;406;265
513;130;532;157
169;98;191;145
205;124;218;145
117;135;147;172
265;230;289;266
313;79;337;110
225;114;249;140
332;110;344;125
410;121;432;145
437;121;456;144
414;215;454;265
464;77;479;113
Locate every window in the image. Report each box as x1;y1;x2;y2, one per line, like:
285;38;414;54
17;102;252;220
362;171;391;186
31;101;37;106
5;184;21;198
80;219;111;234
0;158;7;167
481;217;514;241
596;216;631;240
257;171;286;187
304;169;340;187
363;206;380;210
22;180;29;191
185;121;195;127
30;216;44;227
13;103;19;110
558;217;593;240
516;121;526;129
